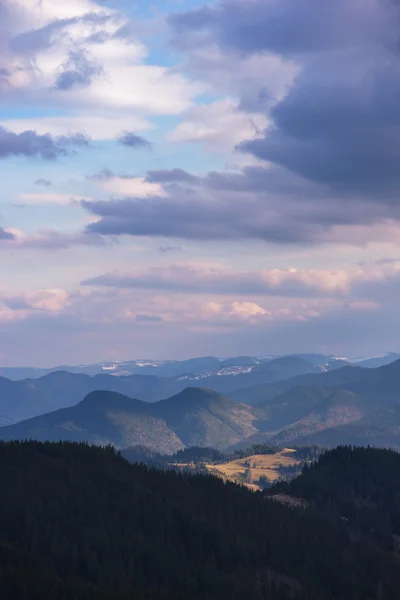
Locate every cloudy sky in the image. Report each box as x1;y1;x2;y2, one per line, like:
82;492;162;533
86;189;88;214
1;0;400;366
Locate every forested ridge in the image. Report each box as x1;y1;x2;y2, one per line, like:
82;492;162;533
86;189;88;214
0;441;400;599
274;445;400;538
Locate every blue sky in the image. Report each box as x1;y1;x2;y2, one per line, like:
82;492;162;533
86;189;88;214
1;0;400;366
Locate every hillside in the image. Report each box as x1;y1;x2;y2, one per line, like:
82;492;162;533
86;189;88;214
293;403;400;449
1;441;400;599
230;365;364;405
231;360;400;448
153;387;257;448
0;388;257;452
271;445;400;537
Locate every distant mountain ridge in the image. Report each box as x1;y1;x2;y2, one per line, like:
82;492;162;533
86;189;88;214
0;388;258;453
0;356;323;423
5;351;397;381
3;357;400;452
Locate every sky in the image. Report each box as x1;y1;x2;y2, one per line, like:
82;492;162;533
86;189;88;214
1;0;400;366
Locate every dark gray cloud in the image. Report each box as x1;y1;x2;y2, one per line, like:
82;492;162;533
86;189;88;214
55;50;104;91
0;127;89;160
170;0;389;57
117;131;152;149
0;67;10;87
34;179;52;187
170;0;400;199
0;227;15;241
81;165;400;245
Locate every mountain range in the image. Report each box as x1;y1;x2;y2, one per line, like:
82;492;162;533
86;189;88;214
2;351;399;381
0;388;258;453
0;356;322;423
2;356;400;452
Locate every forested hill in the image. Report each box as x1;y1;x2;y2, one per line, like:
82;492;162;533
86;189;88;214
1;442;400;599
272;445;400;536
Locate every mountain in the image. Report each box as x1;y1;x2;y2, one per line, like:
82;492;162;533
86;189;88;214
0;356;323;423
230;363;363;405
354;352;400;369
0;356;260;380
0;390;184;454
1;441;400;599
180;356;322;394
293;403;400;449
231;359;400;447
0;371;187;422
152;387;257;448
4;359;400;452
0;388;257;452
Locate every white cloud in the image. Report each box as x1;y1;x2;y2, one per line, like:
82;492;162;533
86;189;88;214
167;98;267;151
2;0;204;140
99;177;166;198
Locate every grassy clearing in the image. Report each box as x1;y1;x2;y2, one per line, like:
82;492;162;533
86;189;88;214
176;448;301;491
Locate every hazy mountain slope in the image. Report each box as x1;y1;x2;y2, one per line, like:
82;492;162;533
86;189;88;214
0;391;184;453
0;371;186;422
292;403;400;449
230;364;363;405
0;388;257;452
0;356;324;423
355;352;400;369
233;358;400;407
269;390;365;444
154;387;258;448
185;356;322;395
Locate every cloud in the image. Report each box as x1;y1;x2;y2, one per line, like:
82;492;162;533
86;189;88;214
170;0;400;200
0;126;89;159
34;178;52;187
1;289;69;313
1;0;203;143
55;49;105;90
147;169;199;185
94;175;166;198
0;228;108;251
157;245;183;254
87;168;116;181
166;99;267;151
0;227;15;241
169;0;386;57
136;314;163;322
81;263;395;298
2;270;400;365
117;131;152;149
81;165;400;245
